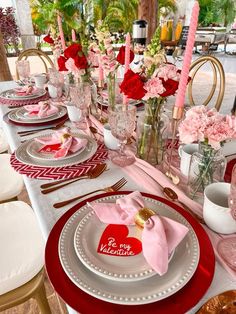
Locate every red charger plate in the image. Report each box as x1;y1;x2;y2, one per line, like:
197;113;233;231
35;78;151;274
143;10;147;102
45;191;215;314
3;111;68;127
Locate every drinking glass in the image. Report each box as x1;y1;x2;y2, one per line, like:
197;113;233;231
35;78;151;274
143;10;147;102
69;82;91;130
108;104;137;166
48;69;64;100
16;60;30;84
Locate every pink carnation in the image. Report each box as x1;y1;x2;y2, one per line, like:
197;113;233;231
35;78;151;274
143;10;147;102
157;63;180;81
143;77;166;100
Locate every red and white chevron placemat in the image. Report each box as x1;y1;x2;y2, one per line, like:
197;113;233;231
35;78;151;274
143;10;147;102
0;92;49;107
10;143;108;180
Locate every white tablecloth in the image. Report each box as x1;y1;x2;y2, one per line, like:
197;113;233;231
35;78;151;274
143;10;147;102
0;81;235;314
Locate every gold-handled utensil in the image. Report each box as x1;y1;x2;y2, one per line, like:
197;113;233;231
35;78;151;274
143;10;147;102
18;121;65;136
53;177;127;209
41;164;107;194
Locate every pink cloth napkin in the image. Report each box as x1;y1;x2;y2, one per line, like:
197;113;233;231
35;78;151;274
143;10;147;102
14;85;36;96
24;101;59;118
35;127;88;158
90;191;189;275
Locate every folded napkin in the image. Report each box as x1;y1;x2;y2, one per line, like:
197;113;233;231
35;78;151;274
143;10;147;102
35;127;88;159
14;85;36;96
24;101;59;118
90;191;189;275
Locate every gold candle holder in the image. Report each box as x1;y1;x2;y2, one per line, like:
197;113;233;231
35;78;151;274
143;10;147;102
165;106;184;184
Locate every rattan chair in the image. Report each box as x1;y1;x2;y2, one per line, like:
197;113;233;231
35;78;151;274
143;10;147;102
187;55;225;111
16;48;54;80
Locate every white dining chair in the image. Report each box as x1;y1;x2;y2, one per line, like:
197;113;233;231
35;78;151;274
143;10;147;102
0;128;9;153
0;154;24;203
0;201;51;313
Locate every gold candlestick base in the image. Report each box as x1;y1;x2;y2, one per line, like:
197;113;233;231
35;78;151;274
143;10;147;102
165;106;184;184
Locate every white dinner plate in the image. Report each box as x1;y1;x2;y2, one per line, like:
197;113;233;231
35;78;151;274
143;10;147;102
74;210;174;282
15;107;58;120
26;135;87;162
59;193;200;305
8;106;67;124
0;88;46;100
15;132;97;167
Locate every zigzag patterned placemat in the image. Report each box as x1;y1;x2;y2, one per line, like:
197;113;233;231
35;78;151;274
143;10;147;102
0;92;49;107
10;143;108;180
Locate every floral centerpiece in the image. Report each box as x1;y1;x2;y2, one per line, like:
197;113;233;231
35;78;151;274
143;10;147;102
93;21;134;109
179;105;236;198
43;34;62;68
120;27;181;165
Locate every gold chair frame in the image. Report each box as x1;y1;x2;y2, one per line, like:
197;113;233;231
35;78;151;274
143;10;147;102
16;48;54;80
0;268;51;313
187;55;225;111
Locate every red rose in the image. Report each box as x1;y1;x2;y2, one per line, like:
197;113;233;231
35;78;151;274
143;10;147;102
73;54;88;69
43;34;54;44
120;69;146;100
64;43;82;59
57;56;68;71
160;78;179;97
117;46;135;65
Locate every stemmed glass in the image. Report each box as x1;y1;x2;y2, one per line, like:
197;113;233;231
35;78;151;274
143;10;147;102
48;69;64;100
69;82;91;130
16;60;30;84
108;104;137;166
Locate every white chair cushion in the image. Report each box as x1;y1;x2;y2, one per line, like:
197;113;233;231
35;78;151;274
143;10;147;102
0;154;24;201
0;201;45;295
0;128;9;153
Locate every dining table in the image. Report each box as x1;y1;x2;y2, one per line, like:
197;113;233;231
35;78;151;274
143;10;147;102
0;80;236;314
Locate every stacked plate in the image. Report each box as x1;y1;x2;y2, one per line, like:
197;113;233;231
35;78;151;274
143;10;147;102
58;193;200;305
15;132;97;168
7;106;67;126
0;88;46;100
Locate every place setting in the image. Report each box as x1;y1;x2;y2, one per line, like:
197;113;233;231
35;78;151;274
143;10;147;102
10;126;108;180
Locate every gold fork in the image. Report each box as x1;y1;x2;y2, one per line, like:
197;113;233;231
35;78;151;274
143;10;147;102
53;177;127;209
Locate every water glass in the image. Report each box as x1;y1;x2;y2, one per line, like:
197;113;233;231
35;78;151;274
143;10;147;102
108;104;137;166
69;83;91;130
229;164;236;220
16;60;30;84
48;69;64;100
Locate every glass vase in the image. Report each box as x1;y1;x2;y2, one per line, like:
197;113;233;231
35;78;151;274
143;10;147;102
188;142;227;199
107;73;116;110
137;97;168;165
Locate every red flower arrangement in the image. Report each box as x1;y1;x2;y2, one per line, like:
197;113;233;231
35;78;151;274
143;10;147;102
57;43;88;72
43;34;54;45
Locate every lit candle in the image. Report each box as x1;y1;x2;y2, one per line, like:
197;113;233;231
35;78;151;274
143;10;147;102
57;14;66;51
72;29;76;42
174;1;199;108
123;33;131;105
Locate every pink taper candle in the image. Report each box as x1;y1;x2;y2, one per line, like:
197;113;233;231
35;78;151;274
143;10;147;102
174;1;199;108
72;29;76;42
57;14;66;51
123;33;131;105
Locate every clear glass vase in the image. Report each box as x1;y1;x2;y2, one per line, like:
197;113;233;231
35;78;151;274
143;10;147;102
188;142;227;199
107;73;116;110
137;97;168;165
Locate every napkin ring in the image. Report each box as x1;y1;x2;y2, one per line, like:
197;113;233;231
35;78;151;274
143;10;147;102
134;208;156;229
61;133;71;143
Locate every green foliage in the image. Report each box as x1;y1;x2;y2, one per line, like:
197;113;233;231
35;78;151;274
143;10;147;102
198;0;236;27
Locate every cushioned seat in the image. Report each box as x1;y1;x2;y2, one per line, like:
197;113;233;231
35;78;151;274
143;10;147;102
0;154;24;201
0;201;51;313
0;201;45;294
0;128;9;153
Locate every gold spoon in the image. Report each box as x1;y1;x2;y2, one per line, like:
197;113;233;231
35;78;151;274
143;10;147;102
89;126;103;137
163;187;205;224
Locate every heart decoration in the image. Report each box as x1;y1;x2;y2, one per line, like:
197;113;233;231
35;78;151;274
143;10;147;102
97;224;142;257
39;143;61;153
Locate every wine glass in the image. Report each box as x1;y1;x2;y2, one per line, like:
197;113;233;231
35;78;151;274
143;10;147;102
108;104;137;167
69;82;91;130
16;60;30;84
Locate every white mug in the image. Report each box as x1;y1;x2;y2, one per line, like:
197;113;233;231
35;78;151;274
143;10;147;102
34;74;47;89
65;102;81;122
203;182;236;234
179;143;198;176
103;124;119;150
